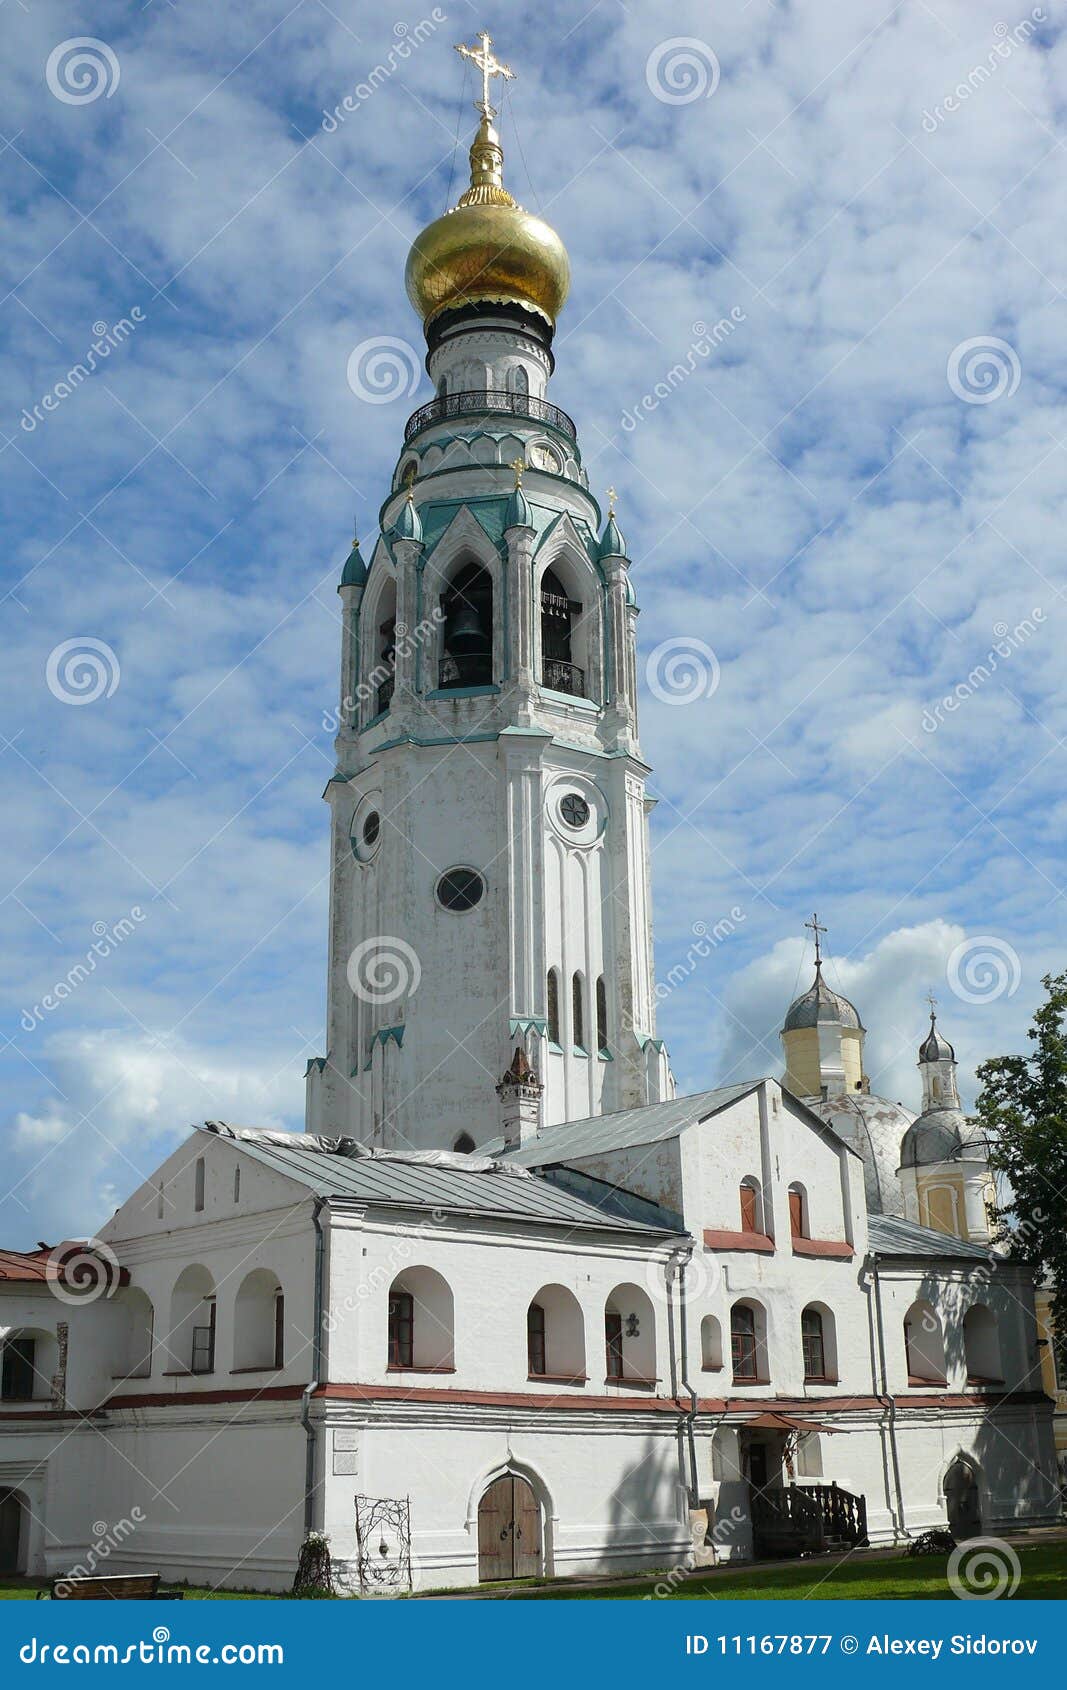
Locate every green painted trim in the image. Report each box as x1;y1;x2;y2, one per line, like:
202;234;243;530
598;1048;613;1062
427;684;501;699
510;1016;548;1038
373;731;500;753
547;1040;564;1055
572;1046;590;1059
539;687;600;712
363;707;389;731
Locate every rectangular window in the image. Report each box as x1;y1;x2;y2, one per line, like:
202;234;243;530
191;1302;215;1375
605;1309;624;1380
802;1312;825;1381
546;970;560;1046
731;1308;758;1381
273;1293;285;1369
739;1183;758;1234
388;1292;414;1369
789;1189;805;1239
194;1156;205;1213
527;1304;546;1377
233;1166;241;1204
596;976;608;1053
1;1337;37;1401
571;974;585;1050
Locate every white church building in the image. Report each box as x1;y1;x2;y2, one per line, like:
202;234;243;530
0;37;1059;1592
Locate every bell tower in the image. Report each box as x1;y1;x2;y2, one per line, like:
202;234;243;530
305;37;673;1151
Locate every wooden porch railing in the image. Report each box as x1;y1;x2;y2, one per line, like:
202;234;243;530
751;1482;868;1558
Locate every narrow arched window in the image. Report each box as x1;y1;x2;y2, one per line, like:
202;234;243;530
510;365;529;397
788;1183;807;1239
540;567;583;697
194;1157;205;1213
527;1303;546;1376
730;1303;759;1381
739;1177;760;1234
547;969;561;1045
572;973;585;1050
233;1166;241;1205
801;1307;826;1380
596;976;608;1053
440;561;493;690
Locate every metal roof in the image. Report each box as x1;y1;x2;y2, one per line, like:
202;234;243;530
867;1213;992;1261
198;1125;680;1238
484;1083;761;1167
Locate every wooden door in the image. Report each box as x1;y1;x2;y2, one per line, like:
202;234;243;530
477;1476;542;1582
0;1492;22;1573
512;1476;542;1578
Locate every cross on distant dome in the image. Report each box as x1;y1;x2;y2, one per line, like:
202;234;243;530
926;989;938;1015
606;485;618;515
509;457;525;487
805;912;827;966
455;31;515;119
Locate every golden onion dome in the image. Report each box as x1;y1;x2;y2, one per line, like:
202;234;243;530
405;116;570;330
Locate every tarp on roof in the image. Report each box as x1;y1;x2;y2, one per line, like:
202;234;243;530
196;1124;682;1237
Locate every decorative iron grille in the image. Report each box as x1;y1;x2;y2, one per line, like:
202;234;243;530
354;1495;413;1594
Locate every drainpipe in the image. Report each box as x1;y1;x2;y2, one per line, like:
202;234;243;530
301;1198;327;1536
668;1247;700;1507
865;1251;906;1541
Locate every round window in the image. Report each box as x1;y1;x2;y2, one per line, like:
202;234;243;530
560;792;590;829
362;811;381;848
436;868;485;912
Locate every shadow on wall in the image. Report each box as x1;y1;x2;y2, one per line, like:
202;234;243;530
600;1434;685;1577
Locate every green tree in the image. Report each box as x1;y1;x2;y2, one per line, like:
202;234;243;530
974;971;1067;1330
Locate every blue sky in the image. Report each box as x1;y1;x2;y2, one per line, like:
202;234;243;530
2;1;1065;1246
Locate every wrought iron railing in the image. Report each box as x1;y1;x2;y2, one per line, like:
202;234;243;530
405;389;577;444
541;659;585;698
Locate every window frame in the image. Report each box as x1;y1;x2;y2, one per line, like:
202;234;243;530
605;1308;624;1381
388;1290;415;1370
527;1303;547;1378
801;1307;827;1382
730;1303;759;1383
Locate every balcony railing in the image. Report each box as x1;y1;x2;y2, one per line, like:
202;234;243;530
541;659;585;699
405;389;577;445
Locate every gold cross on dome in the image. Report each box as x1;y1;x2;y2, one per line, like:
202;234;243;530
804;912;827;966
455;31;515;119
606;485;618;515
509;456;525;487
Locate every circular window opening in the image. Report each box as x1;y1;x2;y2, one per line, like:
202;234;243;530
362;811;381;848
436;868;485;912
560;793;591;829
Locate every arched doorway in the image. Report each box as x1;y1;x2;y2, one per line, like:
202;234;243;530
477;1474;542;1582
944;1457;981;1540
0;1491;25;1574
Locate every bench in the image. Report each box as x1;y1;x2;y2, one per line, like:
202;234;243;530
37;1573;184;1600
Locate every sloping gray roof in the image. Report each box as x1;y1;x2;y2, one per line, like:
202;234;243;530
484;1083;761;1167
868;1213;992;1260
198;1125;681;1237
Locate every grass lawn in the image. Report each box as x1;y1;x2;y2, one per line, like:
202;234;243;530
550;1542;1067;1600
0;1579;268;1601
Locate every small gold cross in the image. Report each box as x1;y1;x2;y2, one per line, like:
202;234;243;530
509;457;525;487
606;485;617;515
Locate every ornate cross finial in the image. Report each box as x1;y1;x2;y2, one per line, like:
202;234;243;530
455;30;515;120
606;485;618;516
352;513;359;545
926;989;938;1017
509;456;525;488
804;912;827;967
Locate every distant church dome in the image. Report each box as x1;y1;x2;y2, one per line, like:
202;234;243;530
918;1020;955;1063
405;115;570;330
783;963;864;1032
900;1108;964;1169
